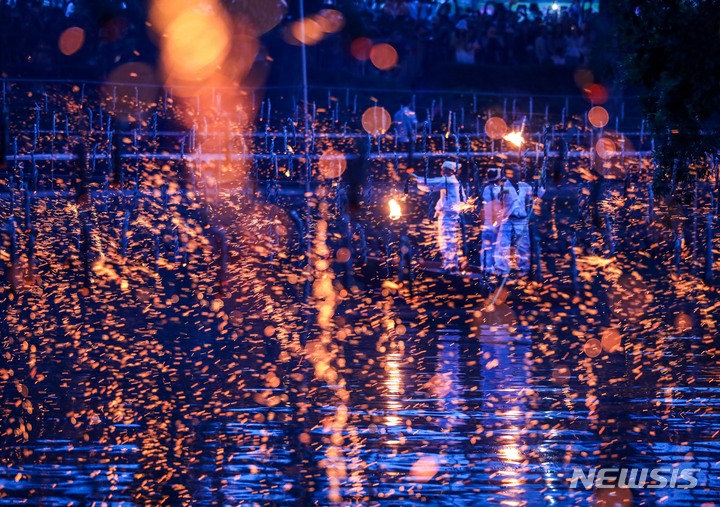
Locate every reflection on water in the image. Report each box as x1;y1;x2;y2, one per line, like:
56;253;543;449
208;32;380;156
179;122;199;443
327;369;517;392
1;305;719;506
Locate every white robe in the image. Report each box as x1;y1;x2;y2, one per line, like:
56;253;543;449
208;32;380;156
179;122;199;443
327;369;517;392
417;175;463;269
494;181;533;274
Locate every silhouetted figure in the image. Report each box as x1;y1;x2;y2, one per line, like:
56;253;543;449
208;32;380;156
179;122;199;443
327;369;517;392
0;107;9;171
345;136;370;216
72;142;90;204
111;129;123;189
536;162;583;280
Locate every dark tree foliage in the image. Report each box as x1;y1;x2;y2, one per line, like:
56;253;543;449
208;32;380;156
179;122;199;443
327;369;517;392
614;0;720;194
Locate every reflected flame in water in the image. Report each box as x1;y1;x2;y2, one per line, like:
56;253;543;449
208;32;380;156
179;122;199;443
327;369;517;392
499;442;523;465
497;431;527;493
385;352;403;395
385;352;404;427
409;455;440;483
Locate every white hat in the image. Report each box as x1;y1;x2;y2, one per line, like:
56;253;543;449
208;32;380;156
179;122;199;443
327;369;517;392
442;161;460;172
456;19;469;31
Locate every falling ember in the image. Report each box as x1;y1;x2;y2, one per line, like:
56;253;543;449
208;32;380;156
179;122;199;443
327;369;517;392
601;328;623;353
58;27;85;56
350;37;373;61
388;199;402;220
503;131;524;148
484;117;508;140
290;17;324;46
588;106;610;128
161;8;232;81
574;67;594;89
318;150;347;180
408;455;440;482
148;0;194;33
584;83;609;104
361;106;391;135
552;366;571;385
596;137;617;159
315;9;345;34
675;313;693;333
335;247;351;263
370;43;398;70
583;338;603;358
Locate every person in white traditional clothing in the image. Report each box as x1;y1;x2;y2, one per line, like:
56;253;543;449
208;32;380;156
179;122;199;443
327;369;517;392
494;164;538;275
409;161;465;271
481;167;503;272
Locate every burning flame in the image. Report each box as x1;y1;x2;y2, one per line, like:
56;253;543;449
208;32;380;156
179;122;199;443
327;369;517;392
503;131;524;148
458;196;478;213
388;199;402;220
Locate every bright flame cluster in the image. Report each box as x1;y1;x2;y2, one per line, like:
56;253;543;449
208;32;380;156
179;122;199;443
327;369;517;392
151;0;231;84
148;0;261;103
503;131;524;148
388;199;402;220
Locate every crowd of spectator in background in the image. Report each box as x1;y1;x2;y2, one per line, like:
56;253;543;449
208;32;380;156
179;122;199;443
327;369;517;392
0;0;150;77
0;0;600;84
348;0;598;67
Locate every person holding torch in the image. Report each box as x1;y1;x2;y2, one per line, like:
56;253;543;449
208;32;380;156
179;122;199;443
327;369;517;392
409;161;465;272
493;163;540;276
